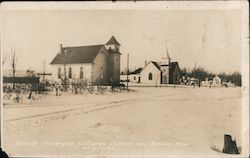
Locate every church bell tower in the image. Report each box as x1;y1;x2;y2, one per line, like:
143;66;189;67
105;35;121;52
105;36;121;86
161;41;171;84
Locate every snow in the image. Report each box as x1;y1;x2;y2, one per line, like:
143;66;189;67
2;87;242;157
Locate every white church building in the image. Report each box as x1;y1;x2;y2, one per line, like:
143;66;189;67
50;36;121;85
127;45;181;85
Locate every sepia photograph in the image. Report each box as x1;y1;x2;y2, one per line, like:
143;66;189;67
1;1;249;157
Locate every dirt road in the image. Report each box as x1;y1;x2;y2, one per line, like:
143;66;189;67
3;87;242;157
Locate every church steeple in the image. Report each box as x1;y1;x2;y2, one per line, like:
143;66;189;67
105;36;121;52
162;41;171;65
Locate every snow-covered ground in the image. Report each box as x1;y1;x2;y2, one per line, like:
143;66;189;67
2;87;242;157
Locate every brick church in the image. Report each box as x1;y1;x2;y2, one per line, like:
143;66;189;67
50;36;121;85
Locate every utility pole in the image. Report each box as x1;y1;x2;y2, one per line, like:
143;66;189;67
43;60;45;81
63;45;67;91
10;47;18;90
126;53;129;91
113;52;115;87
37;60;52;81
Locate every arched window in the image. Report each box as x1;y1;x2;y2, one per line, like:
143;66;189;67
80;67;83;79
148;73;153;80
58;67;61;79
68;67;72;79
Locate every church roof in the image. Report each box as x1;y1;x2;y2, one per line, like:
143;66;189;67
50;45;104;64
105;36;121;46
129;67;143;75
151;61;161;70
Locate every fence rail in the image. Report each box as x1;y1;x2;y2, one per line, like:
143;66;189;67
3;77;40;84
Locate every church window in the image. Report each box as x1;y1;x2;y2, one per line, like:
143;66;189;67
149;73;153;80
58;67;61;79
80;67;83;79
134;76;136;80
101;67;104;79
68;67;72;79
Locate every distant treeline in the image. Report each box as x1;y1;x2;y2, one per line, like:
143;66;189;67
181;67;242;86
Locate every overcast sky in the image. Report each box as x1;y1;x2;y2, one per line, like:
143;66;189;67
2;9;241;74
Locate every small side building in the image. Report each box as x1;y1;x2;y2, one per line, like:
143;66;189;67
129;68;143;83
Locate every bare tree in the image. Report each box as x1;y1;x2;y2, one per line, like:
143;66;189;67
60;47;69;91
8;47;19;89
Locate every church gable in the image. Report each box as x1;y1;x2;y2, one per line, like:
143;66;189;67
142;61;161;73
140;61;162;84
